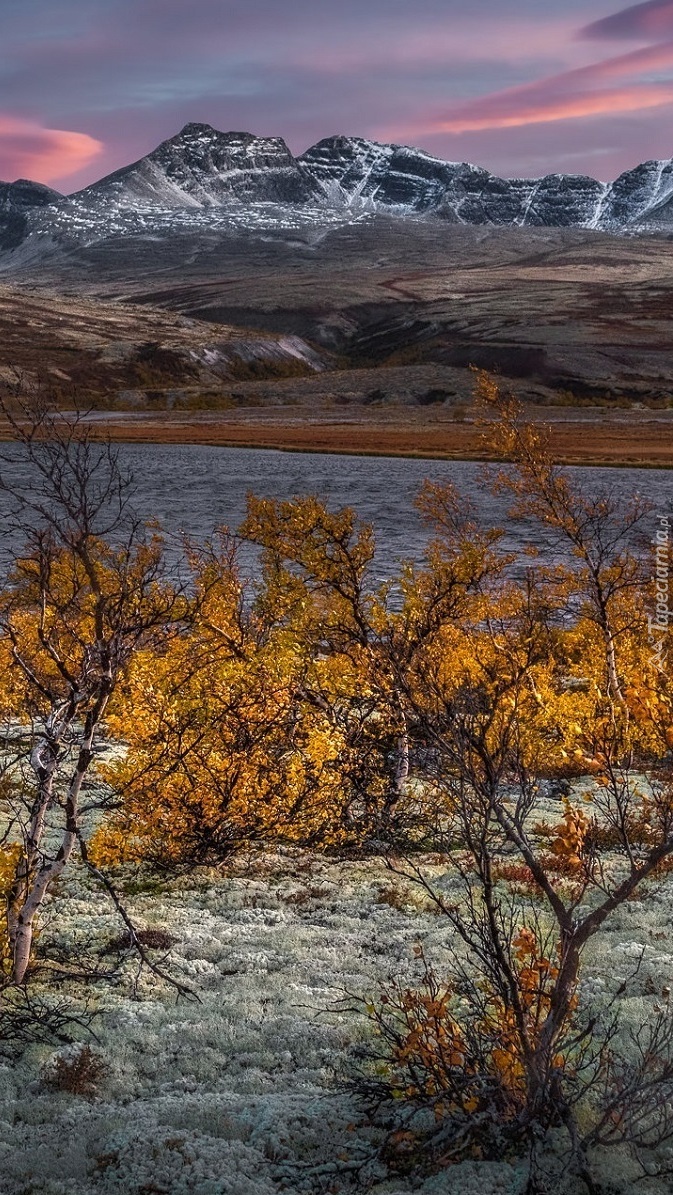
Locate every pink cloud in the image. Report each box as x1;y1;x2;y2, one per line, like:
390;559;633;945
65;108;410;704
0;116;102;184
585;37;673;77
394;26;673;139
434;83;673;133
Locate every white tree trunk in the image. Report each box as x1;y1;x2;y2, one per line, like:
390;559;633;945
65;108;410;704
10;699;107;986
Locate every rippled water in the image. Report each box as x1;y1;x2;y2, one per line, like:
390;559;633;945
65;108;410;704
1;443;670;578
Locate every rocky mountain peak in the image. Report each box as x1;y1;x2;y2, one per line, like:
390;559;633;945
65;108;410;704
176;121;219;138
158;123;295;164
69;124;310;210
4;125;673;258
0;179;63;251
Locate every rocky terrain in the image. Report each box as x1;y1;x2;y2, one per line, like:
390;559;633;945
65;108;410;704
9;220;673;406
0;285;328;403
0;179;63;252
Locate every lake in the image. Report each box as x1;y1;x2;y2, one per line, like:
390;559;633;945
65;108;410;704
1;443;670;578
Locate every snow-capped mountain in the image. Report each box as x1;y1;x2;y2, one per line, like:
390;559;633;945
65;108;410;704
297;135;608;226
74;124;317;210
4;123;673;260
298;134;673;231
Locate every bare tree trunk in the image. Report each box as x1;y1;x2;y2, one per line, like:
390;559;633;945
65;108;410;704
526;942;581;1126
0;397;181;993
394;725;409;798
604;626;628;716
7;728;60;963
389;690;409;821
10;695;108;985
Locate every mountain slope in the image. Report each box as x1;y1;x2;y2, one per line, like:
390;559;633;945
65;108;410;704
0;282;328;402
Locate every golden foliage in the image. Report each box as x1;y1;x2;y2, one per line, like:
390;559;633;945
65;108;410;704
549;800;591;872
0;844;23;973
82;448;672;871
373;925;570;1125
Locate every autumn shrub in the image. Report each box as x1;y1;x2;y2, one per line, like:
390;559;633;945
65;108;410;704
491;860;543;897
362;941;673;1190
106;928;177;953
93;490;497;868
360;936;580;1170
0;399;197;1008
375;883;412;911
43;1044;107;1097
351;376;673;1191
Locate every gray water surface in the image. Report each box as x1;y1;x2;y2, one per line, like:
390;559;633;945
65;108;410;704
2;443;671;577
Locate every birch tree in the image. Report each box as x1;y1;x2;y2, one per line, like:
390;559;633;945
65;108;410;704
0;403;183;986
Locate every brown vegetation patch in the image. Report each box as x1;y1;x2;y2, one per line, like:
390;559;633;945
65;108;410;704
40;406;673;468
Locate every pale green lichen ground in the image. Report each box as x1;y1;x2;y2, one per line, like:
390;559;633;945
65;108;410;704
2;841;673;1195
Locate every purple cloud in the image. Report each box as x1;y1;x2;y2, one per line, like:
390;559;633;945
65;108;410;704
580;0;673;41
403;38;673;138
2;1;673;188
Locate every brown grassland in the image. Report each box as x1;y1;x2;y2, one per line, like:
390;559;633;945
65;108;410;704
13;405;671;467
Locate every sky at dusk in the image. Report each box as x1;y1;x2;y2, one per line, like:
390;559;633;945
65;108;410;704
3;0;673;191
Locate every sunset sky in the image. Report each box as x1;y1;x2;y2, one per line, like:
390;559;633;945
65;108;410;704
3;0;673;191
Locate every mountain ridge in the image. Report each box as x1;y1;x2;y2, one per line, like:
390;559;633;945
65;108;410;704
4;123;673;265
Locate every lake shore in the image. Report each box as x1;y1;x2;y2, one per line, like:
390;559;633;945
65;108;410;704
30;405;673;468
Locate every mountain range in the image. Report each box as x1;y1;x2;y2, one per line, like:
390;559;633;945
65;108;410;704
4;122;673;259
3;123;673;412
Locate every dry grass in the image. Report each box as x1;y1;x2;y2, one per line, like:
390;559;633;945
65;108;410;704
30;405;673;467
